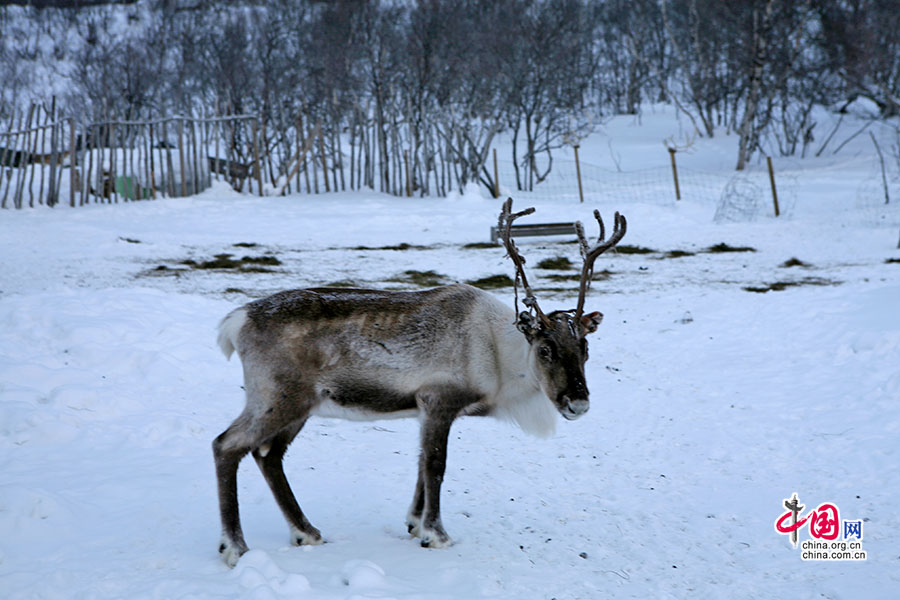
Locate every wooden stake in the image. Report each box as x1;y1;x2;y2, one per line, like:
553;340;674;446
252;118;263;196
870;131;890;205
28;104;41;207
15;105;35;209
766;155;780;217
404;149;411;196
86;118;95;203
97;120;104;202
192;117;200;194
54;123;64;204
79;112;88;205
110;119;118;203
0;121;10;205
69;117;76;207
296;115;303;192
214;105;221;183
493;148;499;198
163;119;173;196
668;147;681;201
574;144;584;204
143;119;150;199
225;114;234;191
36;104;47;206
1;110;20;208
178;118;186;197
318;130;329;193
336;128;345;191
149;122;157;199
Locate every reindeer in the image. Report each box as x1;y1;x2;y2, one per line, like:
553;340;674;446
212;198;626;567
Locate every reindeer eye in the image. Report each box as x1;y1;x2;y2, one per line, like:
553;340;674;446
537;345;553;361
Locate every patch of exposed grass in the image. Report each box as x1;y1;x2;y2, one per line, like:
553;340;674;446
119;237;141;244
467;274;514;289
615;244;655;255
886;258;900;264
353;242;427;251
544;274;580;282
322;279;359;288
232;242;258;248
179;253;279;272
224;288;246;294
533;287;579;293
780;257;810;268
240;255;282;266
704;243;756;253
743;277;839;293
662;249;696;259
184;254;240;269
463;242;498;250
543;269;613;283
390;270;447;287
536;256;574;270
139;264;185;278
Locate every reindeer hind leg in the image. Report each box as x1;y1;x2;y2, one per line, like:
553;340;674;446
212;412;256;567
252;419;323;547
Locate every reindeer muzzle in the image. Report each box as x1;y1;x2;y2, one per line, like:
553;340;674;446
561;397;589;420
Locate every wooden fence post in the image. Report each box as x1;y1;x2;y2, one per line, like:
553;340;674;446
766;156;780;217
79;112;88;205
15;105;35;209
178;118;186;197
252;117;263;196
149;122;158;198
96;120;104;202
668;147;681;201
0;122;9;206
110;119;119;203
85;117;94;203
69;117;76;207
318;130;329;193
493;148;499;198
404;149;411;197
869;132;890;205
574;144;584;204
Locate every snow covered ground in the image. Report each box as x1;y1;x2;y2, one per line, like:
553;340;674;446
1;113;899;599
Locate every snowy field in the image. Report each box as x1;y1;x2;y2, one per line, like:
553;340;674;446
1;113;899;599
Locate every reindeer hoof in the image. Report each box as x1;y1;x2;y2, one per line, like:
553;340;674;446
419;528;452;549
218;536;248;568
290;524;324;547
406;514;422;538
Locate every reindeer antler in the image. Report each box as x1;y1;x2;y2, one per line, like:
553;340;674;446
574;210;627;324
498;198;548;324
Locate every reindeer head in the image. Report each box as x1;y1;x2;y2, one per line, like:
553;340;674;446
498;198;626;420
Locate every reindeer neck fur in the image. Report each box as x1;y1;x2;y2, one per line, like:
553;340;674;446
465;290;558;438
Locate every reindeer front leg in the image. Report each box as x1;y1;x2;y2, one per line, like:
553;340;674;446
406;462;425;538
411;385;480;548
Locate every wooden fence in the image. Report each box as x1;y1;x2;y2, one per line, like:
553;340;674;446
0;104;322;209
0;100;494;208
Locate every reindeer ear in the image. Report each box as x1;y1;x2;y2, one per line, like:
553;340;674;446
516;311;540;341
580;311;603;335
